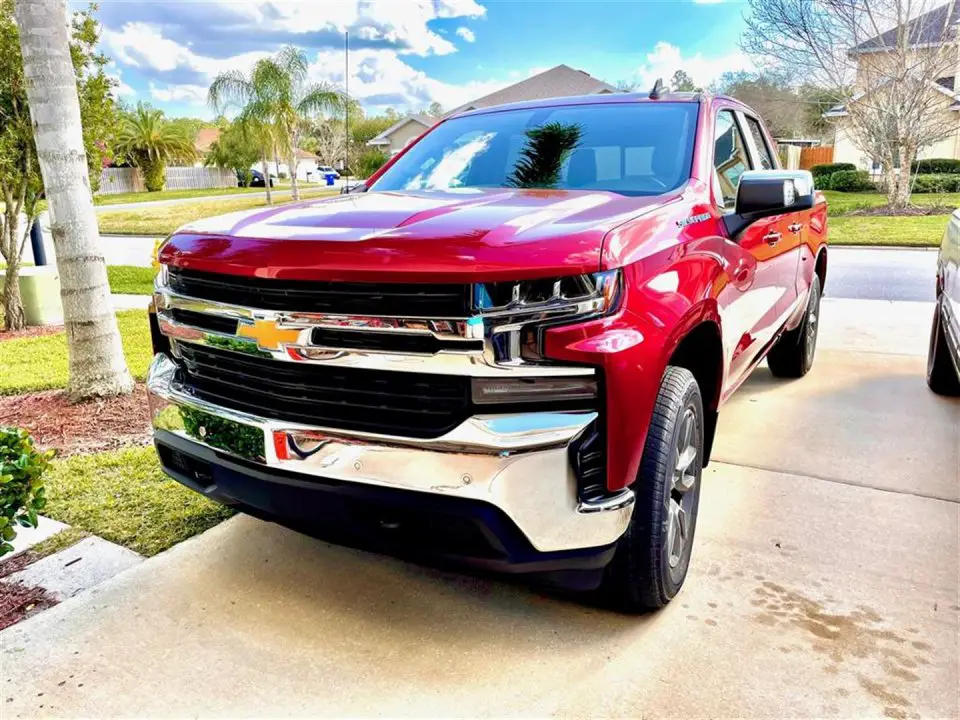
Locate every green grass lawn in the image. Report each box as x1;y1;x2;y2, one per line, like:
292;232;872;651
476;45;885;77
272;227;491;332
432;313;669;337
829;214;948;247
43;445;233;556
93;185;279;207
0;310;151;395
107;265;156;295
822;190;960;215
97;188;339;236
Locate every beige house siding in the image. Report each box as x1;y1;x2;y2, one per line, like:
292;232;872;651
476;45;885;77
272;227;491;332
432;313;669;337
832;98;960;169
382;120;429;156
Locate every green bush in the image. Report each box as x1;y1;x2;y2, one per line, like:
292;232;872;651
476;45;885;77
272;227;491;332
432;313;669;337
355;149;389;179
911;173;960;193
0;427;53;556
828;169;874;192
811;162;856;181
141;161;166;192
911;158;960;175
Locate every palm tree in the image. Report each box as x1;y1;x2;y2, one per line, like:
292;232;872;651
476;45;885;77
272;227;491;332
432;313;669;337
115;104;197;192
15;0;133;399
209;46;343;201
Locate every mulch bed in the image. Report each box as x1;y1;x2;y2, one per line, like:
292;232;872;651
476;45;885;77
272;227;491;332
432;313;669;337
0;383;152;456
847;204;954;216
0;324;64;342
0;577;58;631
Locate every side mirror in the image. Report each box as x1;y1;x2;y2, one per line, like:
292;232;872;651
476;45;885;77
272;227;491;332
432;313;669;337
723;170;814;238
340;181;368;195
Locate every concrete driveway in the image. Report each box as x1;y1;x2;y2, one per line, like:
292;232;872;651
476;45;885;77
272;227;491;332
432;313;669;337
2;289;958;717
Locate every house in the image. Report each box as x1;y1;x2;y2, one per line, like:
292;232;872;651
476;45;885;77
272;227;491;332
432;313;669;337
262;149;324;182
825;1;960;170
193;127;220;167
366;115;436;157
367;65;617;156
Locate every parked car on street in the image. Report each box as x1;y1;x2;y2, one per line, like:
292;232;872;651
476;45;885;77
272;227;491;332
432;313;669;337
148;91;828;611
317;165;340;179
246;169;275;188
927;210;960;395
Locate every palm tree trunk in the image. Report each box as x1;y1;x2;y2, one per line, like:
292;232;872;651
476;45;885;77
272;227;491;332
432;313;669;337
289;149;300;202
15;0;133;400
261;148;273;205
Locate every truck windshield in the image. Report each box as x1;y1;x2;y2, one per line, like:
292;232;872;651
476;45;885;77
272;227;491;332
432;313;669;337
370;102;699;197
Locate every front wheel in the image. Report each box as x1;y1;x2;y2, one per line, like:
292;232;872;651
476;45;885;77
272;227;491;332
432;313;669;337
601;366;704;612
927;297;960;396
768;274;821;378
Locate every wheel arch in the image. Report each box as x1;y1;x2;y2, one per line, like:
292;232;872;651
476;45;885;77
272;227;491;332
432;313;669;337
663;313;724;466
815;246;828;294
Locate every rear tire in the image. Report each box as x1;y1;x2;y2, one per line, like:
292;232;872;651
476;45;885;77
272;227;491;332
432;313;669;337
601;366;704;613
927;297;960;396
768;275;821;379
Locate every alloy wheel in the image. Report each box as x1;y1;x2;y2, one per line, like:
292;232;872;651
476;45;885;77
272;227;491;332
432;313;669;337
666;407;699;570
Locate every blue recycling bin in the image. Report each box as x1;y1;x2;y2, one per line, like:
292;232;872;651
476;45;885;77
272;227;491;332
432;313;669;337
325;172;336;186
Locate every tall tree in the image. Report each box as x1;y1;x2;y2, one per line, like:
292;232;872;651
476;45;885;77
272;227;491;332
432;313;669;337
209;46;342;201
115;103;197;191
671;70;699;92
204;119;259;186
15;0;133;398
0;0;116;330
743;0;958;208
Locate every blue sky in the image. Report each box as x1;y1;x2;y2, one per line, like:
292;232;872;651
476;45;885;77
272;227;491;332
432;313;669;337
91;0;753;119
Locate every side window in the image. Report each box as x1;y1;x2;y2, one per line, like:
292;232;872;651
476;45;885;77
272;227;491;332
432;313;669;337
744;116;775;170
713;110;751;210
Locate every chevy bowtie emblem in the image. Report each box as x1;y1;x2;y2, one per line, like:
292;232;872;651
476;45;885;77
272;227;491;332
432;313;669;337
237;319;302;350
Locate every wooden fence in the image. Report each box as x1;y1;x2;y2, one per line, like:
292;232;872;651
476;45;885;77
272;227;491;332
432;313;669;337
799;146;834;170
96;166;237;195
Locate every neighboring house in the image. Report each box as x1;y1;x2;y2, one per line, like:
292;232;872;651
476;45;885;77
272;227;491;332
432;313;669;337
193;127;220;168
825;1;960;170
366;115;436;157
367;64;617;156
262;149;323;182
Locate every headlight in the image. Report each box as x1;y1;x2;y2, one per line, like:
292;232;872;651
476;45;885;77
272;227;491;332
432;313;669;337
474;270;621;317
472;270;622;366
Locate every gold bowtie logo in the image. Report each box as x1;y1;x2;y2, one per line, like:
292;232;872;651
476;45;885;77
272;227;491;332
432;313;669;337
237;319;302;350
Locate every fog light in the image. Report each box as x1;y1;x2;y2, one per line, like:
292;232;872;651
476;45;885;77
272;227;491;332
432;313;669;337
471;376;597;404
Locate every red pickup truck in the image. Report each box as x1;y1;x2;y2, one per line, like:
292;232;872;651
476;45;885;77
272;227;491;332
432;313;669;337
148;91;828;611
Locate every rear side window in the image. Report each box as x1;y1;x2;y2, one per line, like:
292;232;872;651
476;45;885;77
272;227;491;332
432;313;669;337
744;116;775;170
713;110;751;210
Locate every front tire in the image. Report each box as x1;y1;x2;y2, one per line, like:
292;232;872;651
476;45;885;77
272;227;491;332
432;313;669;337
601;366;704;612
768;274;821;378
927;297;960;396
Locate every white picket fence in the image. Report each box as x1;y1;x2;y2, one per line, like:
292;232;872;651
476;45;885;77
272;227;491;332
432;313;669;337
96;166;237;195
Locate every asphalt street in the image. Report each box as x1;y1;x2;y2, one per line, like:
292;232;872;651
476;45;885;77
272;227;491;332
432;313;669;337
826;247;938;302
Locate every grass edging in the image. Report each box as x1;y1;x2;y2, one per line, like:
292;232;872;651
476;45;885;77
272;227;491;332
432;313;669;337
43;446;233;557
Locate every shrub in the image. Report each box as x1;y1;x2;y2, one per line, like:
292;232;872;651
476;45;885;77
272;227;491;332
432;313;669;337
910;158;960;175
0;427;53;556
278;171;289;180
811;162;856;181
911;173;960;193
355;149;389;179
828;169;874;192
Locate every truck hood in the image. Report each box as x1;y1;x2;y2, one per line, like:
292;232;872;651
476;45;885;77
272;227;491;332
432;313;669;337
160;188;678;283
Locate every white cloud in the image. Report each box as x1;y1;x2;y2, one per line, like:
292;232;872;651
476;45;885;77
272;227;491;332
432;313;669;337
105;61;135;98
455;27;476;43
149;82;209;104
633;41;754;90
309;48;512;112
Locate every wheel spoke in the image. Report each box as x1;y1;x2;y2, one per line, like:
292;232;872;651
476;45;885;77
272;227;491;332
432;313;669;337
667;501;682;568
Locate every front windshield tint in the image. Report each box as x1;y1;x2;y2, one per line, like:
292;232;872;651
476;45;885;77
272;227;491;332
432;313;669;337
371;102;699;197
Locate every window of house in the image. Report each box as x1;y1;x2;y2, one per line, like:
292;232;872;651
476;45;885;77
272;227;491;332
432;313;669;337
713;110;751;210
744;115;775;170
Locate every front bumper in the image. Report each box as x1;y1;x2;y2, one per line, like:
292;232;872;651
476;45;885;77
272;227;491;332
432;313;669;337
146;353;634;557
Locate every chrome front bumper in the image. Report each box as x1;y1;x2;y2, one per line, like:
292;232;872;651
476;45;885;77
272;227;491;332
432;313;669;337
147;353;634;553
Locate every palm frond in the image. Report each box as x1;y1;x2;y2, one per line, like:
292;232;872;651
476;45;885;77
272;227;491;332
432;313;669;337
208;70;253;113
506;122;583;189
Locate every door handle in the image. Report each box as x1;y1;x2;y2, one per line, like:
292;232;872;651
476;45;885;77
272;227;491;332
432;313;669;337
763;231;782;246
788;222;803;233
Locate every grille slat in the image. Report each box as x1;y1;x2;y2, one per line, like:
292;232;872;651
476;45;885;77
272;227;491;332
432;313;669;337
168;267;470;317
176;344;471;438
